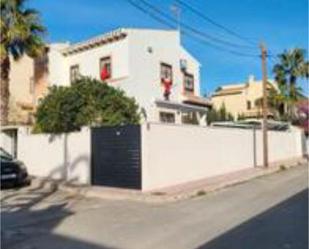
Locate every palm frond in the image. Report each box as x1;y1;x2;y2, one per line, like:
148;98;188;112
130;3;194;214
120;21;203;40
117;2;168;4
1;0;46;60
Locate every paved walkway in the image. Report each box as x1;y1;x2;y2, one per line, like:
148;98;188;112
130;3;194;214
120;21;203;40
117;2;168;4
156;158;306;195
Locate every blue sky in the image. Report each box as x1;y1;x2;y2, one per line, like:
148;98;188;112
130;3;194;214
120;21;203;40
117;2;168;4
30;0;308;95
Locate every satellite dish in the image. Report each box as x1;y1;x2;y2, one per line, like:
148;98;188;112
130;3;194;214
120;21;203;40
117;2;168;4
180;59;187;72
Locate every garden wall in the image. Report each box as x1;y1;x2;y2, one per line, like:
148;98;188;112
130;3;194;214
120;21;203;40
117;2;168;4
15;123;304;190
141;123;304;191
17;127;91;184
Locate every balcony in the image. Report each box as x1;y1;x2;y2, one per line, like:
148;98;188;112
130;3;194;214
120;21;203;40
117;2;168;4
242;108;275;118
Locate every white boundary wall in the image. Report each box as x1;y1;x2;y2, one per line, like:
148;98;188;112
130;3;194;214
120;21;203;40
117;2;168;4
17;127;91;184
141;123;303;191
16;124;304;189
1;131;14;156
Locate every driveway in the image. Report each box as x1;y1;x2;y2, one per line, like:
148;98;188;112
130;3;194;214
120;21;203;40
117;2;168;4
1;164;308;249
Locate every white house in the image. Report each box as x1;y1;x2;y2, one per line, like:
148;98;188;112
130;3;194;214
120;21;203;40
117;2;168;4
2;28;211;159
45;28;211;125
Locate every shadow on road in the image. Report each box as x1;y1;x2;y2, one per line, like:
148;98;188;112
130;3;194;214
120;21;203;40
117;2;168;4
197;188;308;249
1;180;120;249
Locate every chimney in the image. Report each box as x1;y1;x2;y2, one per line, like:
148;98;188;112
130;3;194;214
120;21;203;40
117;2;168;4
248;75;255;83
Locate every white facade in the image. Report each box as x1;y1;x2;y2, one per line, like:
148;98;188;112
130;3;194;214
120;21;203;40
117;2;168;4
45;28;210;124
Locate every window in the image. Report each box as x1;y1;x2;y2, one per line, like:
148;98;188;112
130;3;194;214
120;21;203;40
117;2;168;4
181;112;199;125
160;63;173;84
70;65;80;84
159;112;175;123
184;73;194;93
99;56;112;80
247;101;251;110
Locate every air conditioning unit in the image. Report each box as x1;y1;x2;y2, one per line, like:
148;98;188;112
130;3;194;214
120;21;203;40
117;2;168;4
180;59;187;72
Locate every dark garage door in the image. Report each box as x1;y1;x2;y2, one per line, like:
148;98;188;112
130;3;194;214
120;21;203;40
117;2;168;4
91;125;141;189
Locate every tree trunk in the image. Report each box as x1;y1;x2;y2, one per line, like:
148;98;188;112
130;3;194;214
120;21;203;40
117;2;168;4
0;56;10;126
289;78;297;121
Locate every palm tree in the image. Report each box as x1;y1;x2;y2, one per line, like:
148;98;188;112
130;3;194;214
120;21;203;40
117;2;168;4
273;48;308;120
300;61;309;78
0;0;45;125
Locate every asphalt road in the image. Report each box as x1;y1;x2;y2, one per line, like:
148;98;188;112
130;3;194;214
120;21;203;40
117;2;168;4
1;164;308;249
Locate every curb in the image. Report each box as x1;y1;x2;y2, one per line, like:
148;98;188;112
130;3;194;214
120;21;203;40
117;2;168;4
172;159;307;199
33;159;307;203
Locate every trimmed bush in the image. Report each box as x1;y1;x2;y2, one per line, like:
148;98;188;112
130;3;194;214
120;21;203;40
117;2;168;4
34;77;140;133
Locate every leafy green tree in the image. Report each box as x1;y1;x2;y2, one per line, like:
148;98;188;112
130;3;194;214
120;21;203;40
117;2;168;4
255;83;289;120
218;103;228;121
206;108;217;125
0;0;46;125
227;112;234;121
237;113;246;121
34;77;140;133
207;103;234;125
273;48;308;120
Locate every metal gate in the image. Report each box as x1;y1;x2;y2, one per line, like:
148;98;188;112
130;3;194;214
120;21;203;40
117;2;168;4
91;125;141;189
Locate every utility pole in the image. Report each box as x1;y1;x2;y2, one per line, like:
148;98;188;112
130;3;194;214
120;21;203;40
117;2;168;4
260;43;269;168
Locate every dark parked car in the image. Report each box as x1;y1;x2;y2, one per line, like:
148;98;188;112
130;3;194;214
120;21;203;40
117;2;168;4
1;148;30;188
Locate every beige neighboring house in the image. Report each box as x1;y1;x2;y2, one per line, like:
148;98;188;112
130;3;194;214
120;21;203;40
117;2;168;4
211;75;276;119
8;50;49;125
2;52;48;156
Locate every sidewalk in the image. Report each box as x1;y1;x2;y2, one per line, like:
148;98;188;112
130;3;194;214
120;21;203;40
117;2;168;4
35;158;307;203
154;158;306;198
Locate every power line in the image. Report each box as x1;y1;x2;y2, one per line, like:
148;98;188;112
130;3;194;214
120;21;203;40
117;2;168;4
127;0;175;29
176;0;283;59
268;55;279;73
139;0;257;51
127;0;259;57
175;0;257;47
128;0;258;57
185;31;260;57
